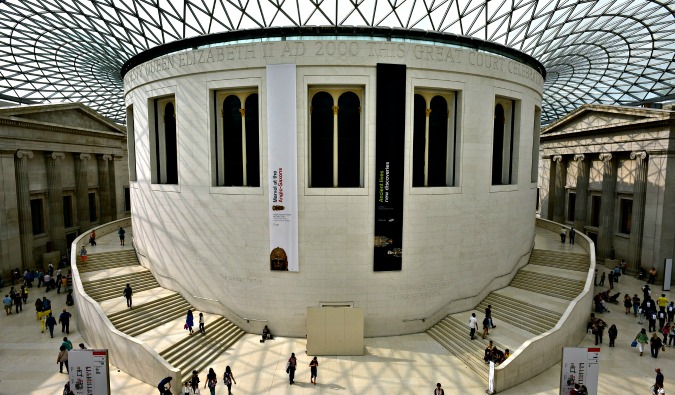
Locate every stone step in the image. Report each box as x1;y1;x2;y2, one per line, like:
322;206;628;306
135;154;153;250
109;293;190;336
510;271;583;300
82;271;159;301
528;250;588;271
159;317;245;377
477;293;561;335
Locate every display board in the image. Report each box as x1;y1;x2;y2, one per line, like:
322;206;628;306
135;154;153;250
68;349;110;395
560;347;600;395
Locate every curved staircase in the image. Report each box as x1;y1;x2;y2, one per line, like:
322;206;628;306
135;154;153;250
427;247;589;380
79;249;245;378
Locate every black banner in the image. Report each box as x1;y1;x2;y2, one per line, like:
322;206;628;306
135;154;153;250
374;63;406;271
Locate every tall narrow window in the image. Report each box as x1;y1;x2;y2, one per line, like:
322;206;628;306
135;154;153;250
30;198;45;235
152;96;178;184
412;91;457;187
124;187;131;212
531;107;541;183
590;195;601;227
127;105;137;181
492;98;519;185
309;88;363;188
63;195;74;228
619;198;633;234
567;192;576;222
88;192;98;223
214;90;260;187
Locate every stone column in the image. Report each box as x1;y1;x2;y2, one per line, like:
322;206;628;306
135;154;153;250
598;153;617;260
108;156;118;220
97;154;112;224
627;151;648;272
0;150;21;275
552;155;566;223
75;153;91;233
15;150;34;269
545;157;555;220
573;154;589;231
46;152;67;255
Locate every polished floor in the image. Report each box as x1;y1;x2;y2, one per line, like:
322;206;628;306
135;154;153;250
1;229;672;394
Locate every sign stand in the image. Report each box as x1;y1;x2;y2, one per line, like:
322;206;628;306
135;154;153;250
68;349;111;395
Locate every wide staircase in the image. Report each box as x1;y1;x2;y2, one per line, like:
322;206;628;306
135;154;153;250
79;249;245;378
427;248;589;380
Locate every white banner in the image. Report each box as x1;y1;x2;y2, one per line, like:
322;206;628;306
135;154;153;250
560;347;600;395
266;64;299;272
68;349;110;395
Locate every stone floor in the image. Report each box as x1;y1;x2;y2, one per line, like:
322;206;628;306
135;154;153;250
0;228;672;394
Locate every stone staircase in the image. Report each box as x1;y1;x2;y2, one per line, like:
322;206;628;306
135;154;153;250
78;250;245;379
427;248;588;381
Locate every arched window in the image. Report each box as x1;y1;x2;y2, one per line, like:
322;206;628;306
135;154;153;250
412;91;458;187
214;90;260;187
309;88;363;188
152;96;178;184
492;98;519;185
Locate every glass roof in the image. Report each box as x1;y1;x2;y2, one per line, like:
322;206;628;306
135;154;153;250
1;0;674;124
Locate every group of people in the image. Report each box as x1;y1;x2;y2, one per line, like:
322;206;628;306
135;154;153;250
560;226;576;244
468;304;497;340
184;309;206;335
157;366;236;395
482;340;510;365
285;353;319;386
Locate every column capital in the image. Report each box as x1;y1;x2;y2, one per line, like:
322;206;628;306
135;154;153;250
552;155;563;162
100;154;113;161
78;153;91;161
630;151;647;161
573;154;585;161
47;152;66;160
599;153;612;162
16;150;33;159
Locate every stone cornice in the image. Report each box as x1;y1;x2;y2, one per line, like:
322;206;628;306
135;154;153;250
0;116;126;139
540;118;672;141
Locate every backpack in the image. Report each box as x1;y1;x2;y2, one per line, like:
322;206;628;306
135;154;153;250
651;312;658;320
223;372;231;386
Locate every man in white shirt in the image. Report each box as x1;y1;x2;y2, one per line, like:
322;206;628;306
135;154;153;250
469;313;478;340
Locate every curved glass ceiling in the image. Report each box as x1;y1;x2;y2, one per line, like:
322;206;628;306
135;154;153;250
1;0;674;124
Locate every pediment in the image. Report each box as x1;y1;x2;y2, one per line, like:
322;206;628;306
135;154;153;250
0;103;123;134
542;105;670;135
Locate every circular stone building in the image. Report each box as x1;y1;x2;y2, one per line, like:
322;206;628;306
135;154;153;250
123;28;545;337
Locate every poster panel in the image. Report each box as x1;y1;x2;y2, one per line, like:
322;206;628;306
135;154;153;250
560;347;600;395
373;63;406;271
266;64;299;272
68;349;110;395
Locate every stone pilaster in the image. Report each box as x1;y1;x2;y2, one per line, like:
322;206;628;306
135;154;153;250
46;152;67;255
97;154;112;224
0;150;21;275
573;154;589;231
627;151;648;272
552;155;566;223
598;153;617;260
75;153;91;232
15;150;34;269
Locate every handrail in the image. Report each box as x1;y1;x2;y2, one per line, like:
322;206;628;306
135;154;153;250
402;238;536;323
138;250;268;324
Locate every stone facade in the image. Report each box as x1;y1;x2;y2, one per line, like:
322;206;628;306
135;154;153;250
125;39;543;337
0;103;129;277
538;104;675;280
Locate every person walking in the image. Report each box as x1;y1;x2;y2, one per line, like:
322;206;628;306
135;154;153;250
434;382;445;395
309;356;318;385
3;294;11;315
635;328;649;356
669;324;675;347
204;367;217;395
59;308;72;334
57;345;69;373
650;332;664;358
486;304;496;329
45;312;57;338
569;227;576;244
624;294;633;314
287;353;297;384
21;285;28;303
62;337;73;351
658;310;667;330
198;312;205;335
469;313;478;340
599;272;605;286
560;227;567;243
633;294;641;317
662;323;671;345
649;267;657;284
482;315;491;339
657;294;668;311
89;229;96;246
668;302;675;323
118;226;126;246
123;283;133;308
608;324;618;347
650;310;658;332
608;271;614;290
190;370;200;392
185;309;194;335
79;245;87;266
592;317;606;345
223;366;236;394
12;290;22;313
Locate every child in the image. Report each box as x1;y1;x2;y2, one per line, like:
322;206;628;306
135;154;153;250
182;381;190;395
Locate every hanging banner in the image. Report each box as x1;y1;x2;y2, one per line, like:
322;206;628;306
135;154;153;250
560;347;600;395
374;63;406;271
266;64;299;272
68;349;110;395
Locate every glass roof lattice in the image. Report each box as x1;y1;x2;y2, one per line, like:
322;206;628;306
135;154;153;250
1;0;674;124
